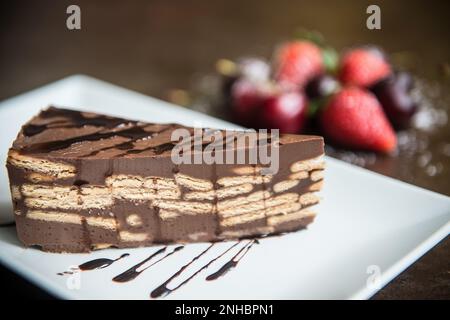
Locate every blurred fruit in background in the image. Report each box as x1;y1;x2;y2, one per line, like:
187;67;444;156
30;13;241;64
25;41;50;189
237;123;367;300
166;28;448;191
305;74;340;100
230;77;272;128
273;40;324;88
372;71;418;129
320;87;397;153
259;91;308;133
216;57;270;107
191;31;432;155
237;57;271;83
339;47;391;87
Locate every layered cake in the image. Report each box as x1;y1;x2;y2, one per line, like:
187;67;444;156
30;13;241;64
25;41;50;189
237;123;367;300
6;107;324;252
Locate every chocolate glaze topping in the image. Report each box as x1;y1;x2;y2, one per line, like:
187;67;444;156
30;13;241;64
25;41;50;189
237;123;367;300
13;106;323;158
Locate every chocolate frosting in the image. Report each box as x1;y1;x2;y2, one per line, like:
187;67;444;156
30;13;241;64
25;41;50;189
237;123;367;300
10;107;324;183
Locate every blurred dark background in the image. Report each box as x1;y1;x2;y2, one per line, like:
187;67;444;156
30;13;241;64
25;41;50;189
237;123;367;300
1;0;450;100
0;0;449;299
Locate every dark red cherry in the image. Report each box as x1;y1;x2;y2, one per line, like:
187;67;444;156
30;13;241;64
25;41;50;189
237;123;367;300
372;71;418;129
306;74;340;99
259;91;308;133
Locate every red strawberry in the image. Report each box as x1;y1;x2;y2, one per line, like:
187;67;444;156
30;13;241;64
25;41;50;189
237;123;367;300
339;48;391;87
320;87;397;153
274;41;324;88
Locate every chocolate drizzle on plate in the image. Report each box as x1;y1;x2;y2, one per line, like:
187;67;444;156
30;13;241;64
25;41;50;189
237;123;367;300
206;239;258;281
78;253;130;271
150;244;215;298
57;253;129;275
150;241;244;298
113;246;184;283
57;240;258;298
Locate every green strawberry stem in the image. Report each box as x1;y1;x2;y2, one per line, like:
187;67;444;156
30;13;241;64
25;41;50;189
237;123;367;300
322;46;339;74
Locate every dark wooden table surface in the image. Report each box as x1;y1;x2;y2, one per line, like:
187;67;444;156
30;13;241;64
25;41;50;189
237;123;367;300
0;0;449;299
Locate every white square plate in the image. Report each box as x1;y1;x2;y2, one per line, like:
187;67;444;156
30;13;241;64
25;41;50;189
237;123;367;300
0;75;448;300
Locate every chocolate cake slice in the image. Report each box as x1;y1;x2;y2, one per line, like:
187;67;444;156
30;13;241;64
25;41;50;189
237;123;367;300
6;107;325;252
